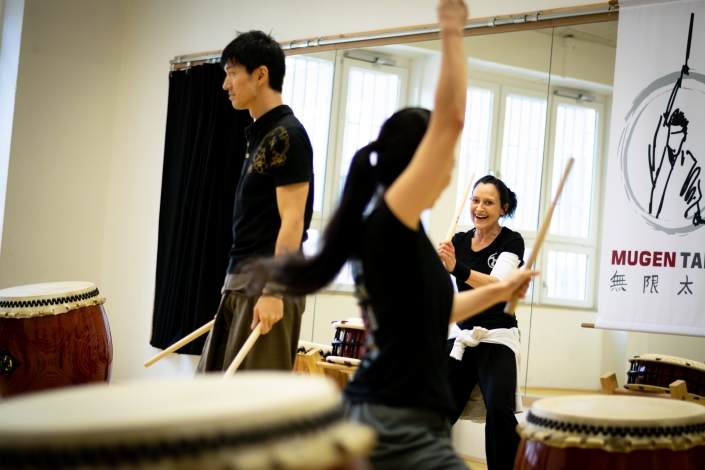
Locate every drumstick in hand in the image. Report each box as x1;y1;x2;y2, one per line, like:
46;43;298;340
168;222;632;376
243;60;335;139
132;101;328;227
143;320;214;367
445;172;475;242
504;158;574;314
223;323;262;378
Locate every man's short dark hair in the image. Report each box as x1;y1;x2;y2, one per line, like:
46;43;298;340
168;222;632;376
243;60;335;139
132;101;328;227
669;108;689;131
221;31;286;92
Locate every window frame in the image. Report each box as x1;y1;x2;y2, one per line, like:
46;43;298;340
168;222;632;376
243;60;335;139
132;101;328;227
534;95;605;309
322;56;410;293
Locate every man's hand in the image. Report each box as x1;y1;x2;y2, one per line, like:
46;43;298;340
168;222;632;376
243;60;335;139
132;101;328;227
252;295;284;334
437;241;457;272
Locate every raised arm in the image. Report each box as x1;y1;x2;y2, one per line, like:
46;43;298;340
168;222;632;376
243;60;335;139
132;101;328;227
385;0;468;229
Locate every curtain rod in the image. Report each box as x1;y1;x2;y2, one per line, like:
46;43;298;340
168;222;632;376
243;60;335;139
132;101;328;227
170;4;618;66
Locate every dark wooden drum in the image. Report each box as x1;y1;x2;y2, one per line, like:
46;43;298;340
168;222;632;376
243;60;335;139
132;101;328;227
0;373;375;470
626;354;705;399
0;282;112;398
331;318;367;361
514;395;705;470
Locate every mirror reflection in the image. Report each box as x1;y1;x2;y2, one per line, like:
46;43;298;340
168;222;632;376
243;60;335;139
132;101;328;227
281;22;617;462
284;22;617;382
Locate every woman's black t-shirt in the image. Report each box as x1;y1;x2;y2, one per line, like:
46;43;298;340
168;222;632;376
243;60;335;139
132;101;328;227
451;227;524;331
343;199;455;417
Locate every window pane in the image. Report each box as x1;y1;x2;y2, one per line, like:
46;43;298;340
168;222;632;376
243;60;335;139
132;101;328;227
500;95;547;232
546;250;588;300
340;67;400;193
282;57;334;212
457;87;493;226
301;228;320;258
333;263;354;285
550;104;597;239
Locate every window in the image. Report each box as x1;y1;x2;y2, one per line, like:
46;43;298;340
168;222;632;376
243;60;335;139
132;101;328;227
452;84;604;308
456;85;496;226
282;54;335;212
540;98;602;308
500;92;548;232
337;61;407;197
327;57;409;291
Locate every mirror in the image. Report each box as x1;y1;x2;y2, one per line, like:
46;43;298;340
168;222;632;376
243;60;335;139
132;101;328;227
277;19;700;462
286;28;559;366
280;19;616;456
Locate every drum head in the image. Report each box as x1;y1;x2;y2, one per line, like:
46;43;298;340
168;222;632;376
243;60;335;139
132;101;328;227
519;395;705;452
331;318;365;330
0;372;374;469
629;354;705;372
0;282;105;318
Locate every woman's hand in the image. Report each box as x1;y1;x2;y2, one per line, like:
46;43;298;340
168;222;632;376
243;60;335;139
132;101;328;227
438;0;468;32
501;269;539;301
437;241;457;272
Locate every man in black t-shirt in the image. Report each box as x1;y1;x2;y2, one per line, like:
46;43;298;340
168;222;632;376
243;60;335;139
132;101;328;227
196;31;313;373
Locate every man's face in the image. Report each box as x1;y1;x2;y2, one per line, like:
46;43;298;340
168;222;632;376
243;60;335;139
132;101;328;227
669;124;687;155
223;62;258;110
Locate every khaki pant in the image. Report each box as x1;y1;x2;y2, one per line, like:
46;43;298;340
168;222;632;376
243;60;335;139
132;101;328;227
196;274;305;373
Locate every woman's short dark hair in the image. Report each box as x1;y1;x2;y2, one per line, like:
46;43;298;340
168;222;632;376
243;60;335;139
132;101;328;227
221;31;286;92
473;175;518;218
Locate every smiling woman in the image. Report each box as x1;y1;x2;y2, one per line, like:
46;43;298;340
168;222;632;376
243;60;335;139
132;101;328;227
438;175;524;470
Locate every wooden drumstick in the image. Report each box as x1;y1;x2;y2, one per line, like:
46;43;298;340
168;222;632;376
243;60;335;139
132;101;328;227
445;172;475;242
223;323;263;378
504;158;574;314
143;320;215;368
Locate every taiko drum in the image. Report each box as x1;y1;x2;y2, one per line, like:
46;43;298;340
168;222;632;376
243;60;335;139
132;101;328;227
626;354;705;399
0;282;112;398
331;319;367;360
514;395;705;470
0;374;375;470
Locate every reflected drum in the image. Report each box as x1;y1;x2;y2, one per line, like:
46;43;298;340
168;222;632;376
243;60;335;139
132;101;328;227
514;395;705;470
331;318;367;361
626;354;705;399
0;282;112;398
0;373;375;470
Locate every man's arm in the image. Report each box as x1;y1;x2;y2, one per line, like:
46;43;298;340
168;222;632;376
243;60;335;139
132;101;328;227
274;182;309;255
252;182;309;334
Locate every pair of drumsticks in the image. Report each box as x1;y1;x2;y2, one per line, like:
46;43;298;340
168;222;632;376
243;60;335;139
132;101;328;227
145;159;573;370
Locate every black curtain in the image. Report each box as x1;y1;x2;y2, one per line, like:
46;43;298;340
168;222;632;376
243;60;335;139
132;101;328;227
151;64;252;355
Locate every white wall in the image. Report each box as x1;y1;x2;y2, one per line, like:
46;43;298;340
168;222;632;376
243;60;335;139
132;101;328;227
0;0;124;290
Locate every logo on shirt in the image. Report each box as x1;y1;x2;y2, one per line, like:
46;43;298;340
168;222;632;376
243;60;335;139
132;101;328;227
253;126;290;176
488;253;498;268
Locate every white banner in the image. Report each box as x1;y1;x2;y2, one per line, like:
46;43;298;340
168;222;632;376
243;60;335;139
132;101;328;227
597;0;705;336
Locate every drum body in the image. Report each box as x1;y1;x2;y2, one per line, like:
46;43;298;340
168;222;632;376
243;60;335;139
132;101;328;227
514;395;705;470
331;319;367;360
0;373;375;470
0;282;111;398
515;438;705;470
626;354;705;398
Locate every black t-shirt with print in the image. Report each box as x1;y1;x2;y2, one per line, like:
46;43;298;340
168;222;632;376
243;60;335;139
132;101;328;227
451;227;524;330
227;105;314;273
344;199;456;417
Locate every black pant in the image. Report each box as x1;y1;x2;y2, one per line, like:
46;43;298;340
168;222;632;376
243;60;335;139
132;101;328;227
445;339;520;470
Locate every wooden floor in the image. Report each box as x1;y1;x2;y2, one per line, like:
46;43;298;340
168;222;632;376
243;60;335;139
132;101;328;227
458;387;601;469
462;457;488;470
